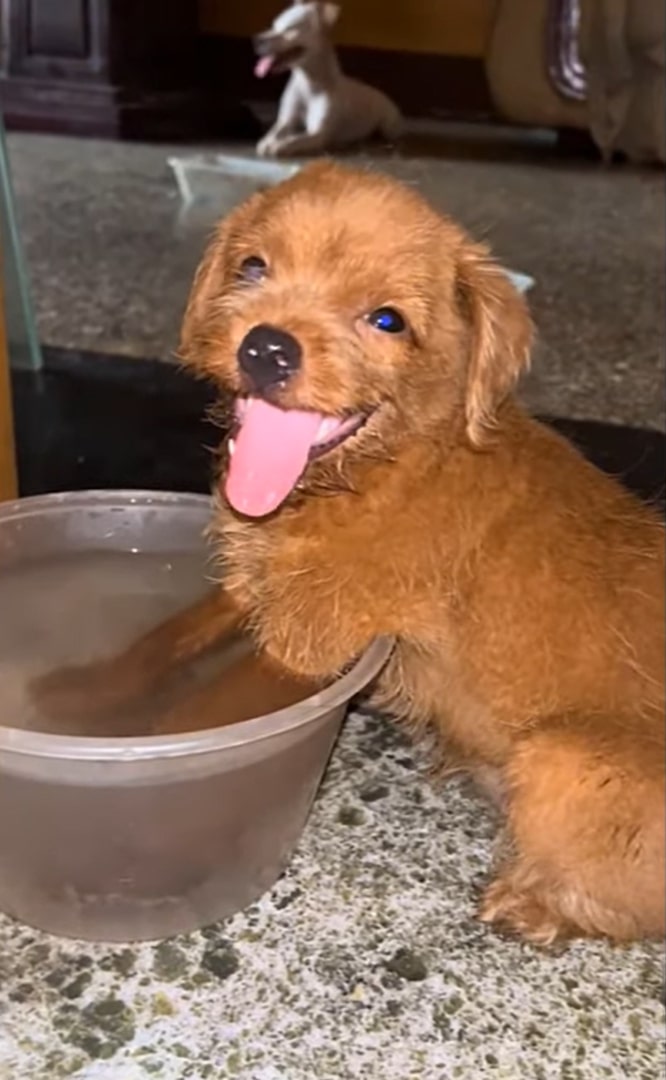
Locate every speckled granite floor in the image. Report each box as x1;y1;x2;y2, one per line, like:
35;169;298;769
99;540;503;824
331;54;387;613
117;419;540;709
6;132;665;431
1;711;663;1080
1;133;664;1079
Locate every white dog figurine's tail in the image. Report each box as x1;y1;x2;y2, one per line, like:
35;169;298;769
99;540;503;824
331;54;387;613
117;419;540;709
379;100;403;142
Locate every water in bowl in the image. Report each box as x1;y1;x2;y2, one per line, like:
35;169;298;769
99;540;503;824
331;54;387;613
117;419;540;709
0;550;316;737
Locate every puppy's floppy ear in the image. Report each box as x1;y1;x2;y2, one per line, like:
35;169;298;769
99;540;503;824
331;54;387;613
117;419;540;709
457;241;534;446
319;2;340;26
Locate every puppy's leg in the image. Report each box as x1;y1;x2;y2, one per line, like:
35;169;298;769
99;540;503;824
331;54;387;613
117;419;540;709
152;649;322;734
480;720;665;944
30;589;243;724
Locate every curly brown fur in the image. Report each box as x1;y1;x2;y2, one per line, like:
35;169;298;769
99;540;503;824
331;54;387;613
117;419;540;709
33;162;665;944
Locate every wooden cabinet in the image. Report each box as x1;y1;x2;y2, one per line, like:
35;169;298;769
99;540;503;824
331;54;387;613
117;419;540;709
0;0;207;138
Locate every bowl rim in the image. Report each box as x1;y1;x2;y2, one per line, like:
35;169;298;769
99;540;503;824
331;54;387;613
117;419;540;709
0;490;394;762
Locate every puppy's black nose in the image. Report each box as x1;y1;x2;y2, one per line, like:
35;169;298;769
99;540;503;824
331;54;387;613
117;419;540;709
237;324;302;393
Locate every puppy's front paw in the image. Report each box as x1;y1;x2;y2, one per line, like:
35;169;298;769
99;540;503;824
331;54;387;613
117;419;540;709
29;661;112;722
479;874;572;946
28;654;145;730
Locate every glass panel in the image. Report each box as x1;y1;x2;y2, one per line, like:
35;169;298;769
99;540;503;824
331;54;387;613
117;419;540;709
0;109;41;371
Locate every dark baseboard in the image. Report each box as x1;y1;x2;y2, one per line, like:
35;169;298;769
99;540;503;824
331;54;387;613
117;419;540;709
12;346;665;510
1;78;264;141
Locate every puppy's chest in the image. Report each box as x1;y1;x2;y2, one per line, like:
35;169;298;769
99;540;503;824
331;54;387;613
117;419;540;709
381;638;513;764
220;519;382;676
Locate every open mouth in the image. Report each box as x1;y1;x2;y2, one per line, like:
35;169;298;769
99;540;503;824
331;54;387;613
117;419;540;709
225;397;368;518
254;46;305;78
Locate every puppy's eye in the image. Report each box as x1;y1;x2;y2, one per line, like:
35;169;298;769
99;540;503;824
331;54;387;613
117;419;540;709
367;307;406;334
238;255;268;284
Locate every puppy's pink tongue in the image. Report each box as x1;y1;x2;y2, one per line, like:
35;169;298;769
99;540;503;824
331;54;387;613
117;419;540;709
226;398;323;518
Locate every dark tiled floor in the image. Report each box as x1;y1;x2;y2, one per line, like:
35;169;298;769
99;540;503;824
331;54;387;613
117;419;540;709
7;132;665;431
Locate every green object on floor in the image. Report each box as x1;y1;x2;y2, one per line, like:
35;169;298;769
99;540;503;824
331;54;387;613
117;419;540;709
0;109;41;372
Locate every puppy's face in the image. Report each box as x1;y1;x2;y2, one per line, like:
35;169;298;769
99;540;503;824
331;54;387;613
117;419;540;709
253;2;339;78
181;162;532;518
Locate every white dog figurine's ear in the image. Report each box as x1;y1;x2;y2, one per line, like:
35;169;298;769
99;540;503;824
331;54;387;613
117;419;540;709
320;3;340;26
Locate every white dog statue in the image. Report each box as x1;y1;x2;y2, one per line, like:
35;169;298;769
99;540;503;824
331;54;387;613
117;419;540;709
254;1;402;158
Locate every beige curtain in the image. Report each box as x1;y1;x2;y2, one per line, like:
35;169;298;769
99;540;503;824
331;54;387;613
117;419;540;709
582;0;665;164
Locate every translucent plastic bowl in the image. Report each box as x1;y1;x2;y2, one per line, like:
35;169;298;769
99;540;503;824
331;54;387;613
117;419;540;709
167;152;300;208
0;492;391;942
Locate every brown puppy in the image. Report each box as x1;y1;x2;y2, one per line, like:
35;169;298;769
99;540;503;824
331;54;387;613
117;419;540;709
34;162;665;944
